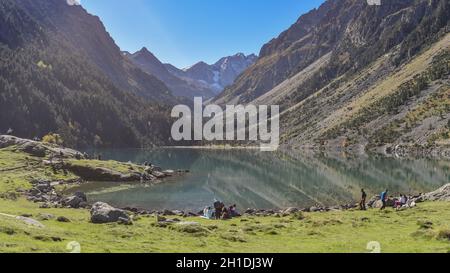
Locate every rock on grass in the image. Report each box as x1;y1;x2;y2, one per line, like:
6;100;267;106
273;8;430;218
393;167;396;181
90;202;130;224
57;216;70;223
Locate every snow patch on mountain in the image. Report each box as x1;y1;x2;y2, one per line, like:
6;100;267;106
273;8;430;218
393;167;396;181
169;53;258;95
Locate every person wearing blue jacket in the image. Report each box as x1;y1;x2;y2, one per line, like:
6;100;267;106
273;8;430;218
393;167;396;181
380;189;388;210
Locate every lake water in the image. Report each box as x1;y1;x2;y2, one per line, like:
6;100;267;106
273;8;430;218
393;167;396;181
72;149;450;212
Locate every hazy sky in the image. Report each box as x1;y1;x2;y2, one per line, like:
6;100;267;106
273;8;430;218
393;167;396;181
82;0;325;68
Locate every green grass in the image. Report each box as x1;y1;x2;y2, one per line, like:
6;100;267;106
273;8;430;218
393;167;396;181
0;149;78;195
1;147;450;253
0;198;450;253
0;148;145;195
0;150;39;194
66;159;146;174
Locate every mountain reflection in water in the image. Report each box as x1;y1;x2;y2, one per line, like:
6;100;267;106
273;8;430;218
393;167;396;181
71;149;450;211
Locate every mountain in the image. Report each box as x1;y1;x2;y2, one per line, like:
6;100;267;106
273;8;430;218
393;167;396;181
175;53;258;94
15;0;175;102
214;0;449;152
0;0;176;148
127;47;215;99
214;53;259;88
127;49;257;99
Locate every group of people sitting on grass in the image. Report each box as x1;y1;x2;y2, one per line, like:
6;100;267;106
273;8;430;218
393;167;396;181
360;188;410;211
394;194;408;208
202;200;241;220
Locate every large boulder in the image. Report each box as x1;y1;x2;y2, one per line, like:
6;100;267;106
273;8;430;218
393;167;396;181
367;195;380;207
0;135;83;158
414;184;450;202
73;191;87;202
20;142;47;157
163;170;175;176
35;182;53;193
0;135;47;157
371;199;396;208
90;202;130;224
152;171;166;179
283;207;299;214
62;196;84;208
66;164;141;182
119;173;143;181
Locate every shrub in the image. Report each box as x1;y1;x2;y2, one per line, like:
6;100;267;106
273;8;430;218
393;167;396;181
42;133;63;145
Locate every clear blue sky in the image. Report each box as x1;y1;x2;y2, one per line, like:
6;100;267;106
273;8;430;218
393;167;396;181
82;0;325;68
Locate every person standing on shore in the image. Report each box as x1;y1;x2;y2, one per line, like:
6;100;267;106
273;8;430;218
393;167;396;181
360;189;367;210
213;200;224;220
380;189;388;210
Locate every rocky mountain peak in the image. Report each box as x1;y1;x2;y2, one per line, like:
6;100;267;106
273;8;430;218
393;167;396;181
140;46;150;52
132;47;159;61
184;61;209;71
216;0;448;105
127;47;216;99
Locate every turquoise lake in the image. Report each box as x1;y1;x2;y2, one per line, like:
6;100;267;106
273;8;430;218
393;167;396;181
71;149;450;212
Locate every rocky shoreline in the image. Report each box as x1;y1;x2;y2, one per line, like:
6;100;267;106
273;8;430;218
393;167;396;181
379;144;450;159
23;167;186;211
25;179;450;225
0;135;188;216
286;143;450;160
121;184;450;225
3;135;450;226
119;194;420;218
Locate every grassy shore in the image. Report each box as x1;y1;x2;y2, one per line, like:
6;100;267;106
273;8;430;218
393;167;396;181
1;198;450;253
1;147;450;253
